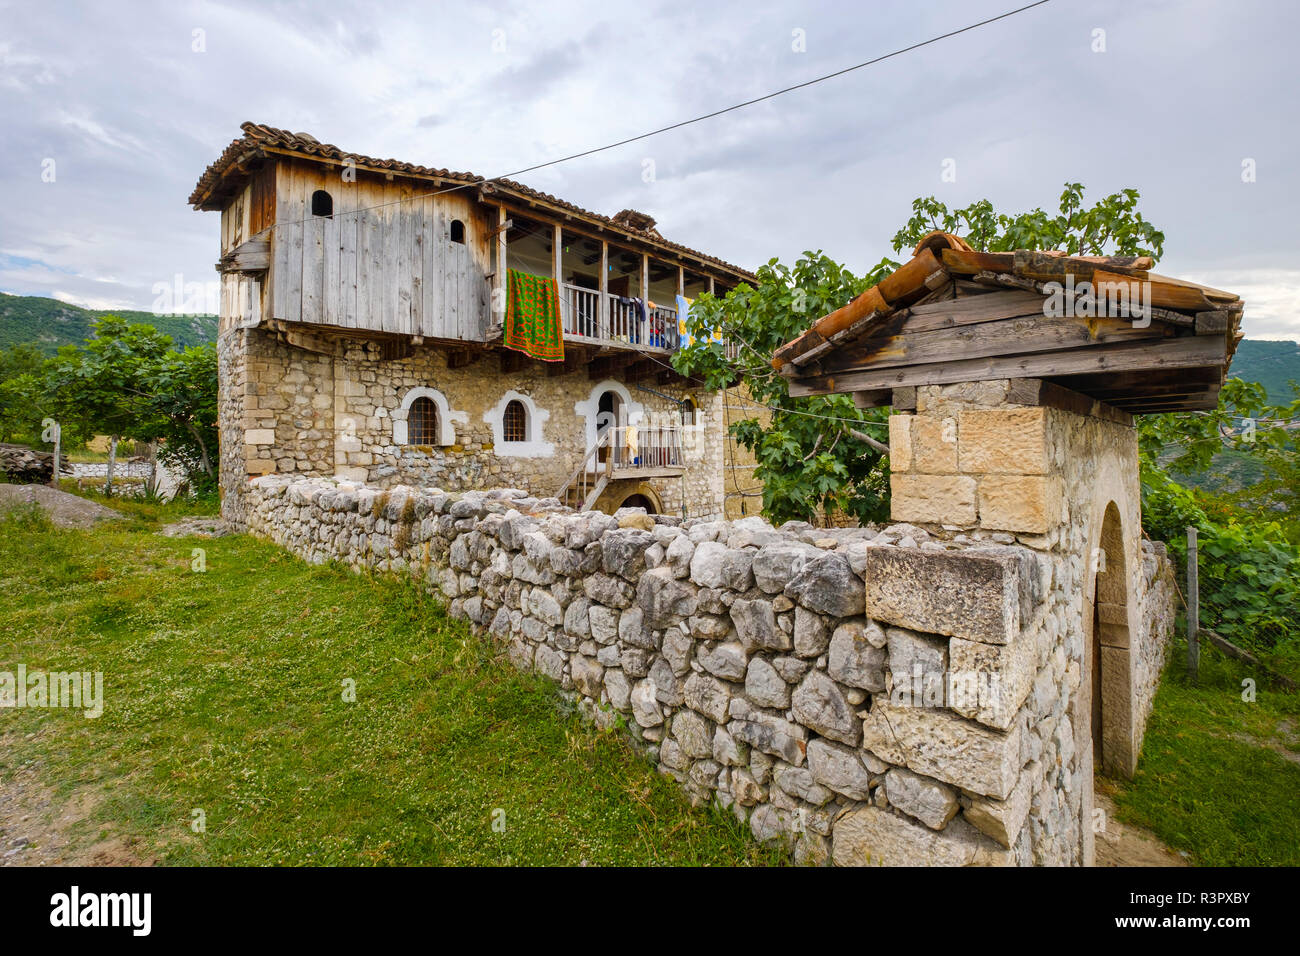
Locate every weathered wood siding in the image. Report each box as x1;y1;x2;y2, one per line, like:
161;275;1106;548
268;159;491;340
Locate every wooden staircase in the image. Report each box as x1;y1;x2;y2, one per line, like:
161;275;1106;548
556;425;685;513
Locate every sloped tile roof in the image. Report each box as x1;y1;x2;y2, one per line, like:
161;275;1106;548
190;122;754;280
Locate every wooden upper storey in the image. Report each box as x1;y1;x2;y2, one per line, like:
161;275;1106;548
192;123;754;352
772;232;1245;415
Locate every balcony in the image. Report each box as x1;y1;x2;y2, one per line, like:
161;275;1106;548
558;285;680;353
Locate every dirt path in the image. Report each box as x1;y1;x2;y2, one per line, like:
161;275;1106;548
0;484;122;528
1094;791;1190;867
0;732;153;867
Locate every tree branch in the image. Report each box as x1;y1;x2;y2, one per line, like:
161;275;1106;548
848;426;891;456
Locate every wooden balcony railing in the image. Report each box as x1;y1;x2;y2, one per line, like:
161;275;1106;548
558;284;680;351
607;423;684;470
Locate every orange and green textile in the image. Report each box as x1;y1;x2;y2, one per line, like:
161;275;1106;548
505;269;565;362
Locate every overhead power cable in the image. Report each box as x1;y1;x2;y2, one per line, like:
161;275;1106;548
268;0;1054;229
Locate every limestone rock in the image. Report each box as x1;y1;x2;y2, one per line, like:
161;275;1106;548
745;656;790;709
827;622;887;692
807;737;873;800
731;599;791;652
752;543;819;594
791;670;860;745
785;551;864;618
683;671;731;723
884;768;959;830
698;641;747;681
860;699;1021;800
831;806;1012;866
630;678;664;727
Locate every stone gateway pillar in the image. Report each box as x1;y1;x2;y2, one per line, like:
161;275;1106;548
773;232;1240;865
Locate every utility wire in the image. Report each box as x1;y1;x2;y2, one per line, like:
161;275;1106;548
266;0;1053;230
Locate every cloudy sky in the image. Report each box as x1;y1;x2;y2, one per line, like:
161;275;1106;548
2;0;1297;339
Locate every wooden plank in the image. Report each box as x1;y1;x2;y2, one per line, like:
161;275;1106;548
395;181;412;334
337;194;357;329
278;163;305;322
365;184;385;331
321;188;340;327
421;198;440;338
810;313;1173;376
1093;269;1214;313
940;248;1015;276
1194;310;1235;334
903;288;1046;332
381;178;400;333
409;196;423;335
891;386;917;411
445;203;461;340
787;335;1229;396
301;207;324;324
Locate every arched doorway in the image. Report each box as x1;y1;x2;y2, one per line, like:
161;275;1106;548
1090;501;1134;777
619;493;656;514
597;389;622;464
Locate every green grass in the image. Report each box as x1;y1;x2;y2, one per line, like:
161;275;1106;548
0;500;778;866
1108;638;1300;866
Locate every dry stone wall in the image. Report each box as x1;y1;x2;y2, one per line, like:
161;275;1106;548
238;473;1177;865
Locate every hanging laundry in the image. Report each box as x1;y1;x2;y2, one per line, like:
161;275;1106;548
505;269;565;362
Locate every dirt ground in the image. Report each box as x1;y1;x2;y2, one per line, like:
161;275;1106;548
0;483;121;529
0;732;153;867
1094;790;1190;867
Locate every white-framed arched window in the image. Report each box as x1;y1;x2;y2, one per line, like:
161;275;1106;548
393;387;463;446
485;390;553;457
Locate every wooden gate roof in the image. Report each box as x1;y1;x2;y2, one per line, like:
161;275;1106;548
772;232;1244;414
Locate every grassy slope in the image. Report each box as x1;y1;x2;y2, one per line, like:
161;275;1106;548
0;293;217;354
1107;638;1300;866
0;499;776;866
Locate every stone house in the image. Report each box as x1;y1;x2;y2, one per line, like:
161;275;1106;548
190;122;764;524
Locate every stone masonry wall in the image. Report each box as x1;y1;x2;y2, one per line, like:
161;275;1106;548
236;473;1175;865
219;326;746;526
885;380;1177;863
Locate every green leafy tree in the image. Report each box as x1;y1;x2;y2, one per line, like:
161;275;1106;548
674;183;1167;525
673;254;896;524
890;183;1165;259
138;344;219;493
0;344;48;444
41;317;171;492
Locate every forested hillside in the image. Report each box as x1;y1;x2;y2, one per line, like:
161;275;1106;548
0;293;217;353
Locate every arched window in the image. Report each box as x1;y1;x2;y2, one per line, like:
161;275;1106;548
503;399;528;443
407;396;439;445
311;190;333;218
450;219;465;243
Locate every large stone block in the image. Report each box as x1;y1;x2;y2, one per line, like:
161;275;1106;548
964;768;1033;849
889;474;976;526
948;632;1036;730
860;699;1022;799
862;545;1034;645
887;414;912;472
977;475;1062;534
831;806;1012;866
911;416;958;474
957;407;1049;475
